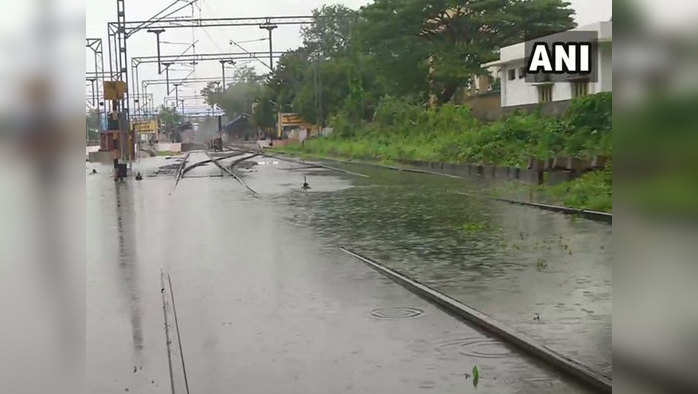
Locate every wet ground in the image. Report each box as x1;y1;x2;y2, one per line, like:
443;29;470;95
86;151;610;393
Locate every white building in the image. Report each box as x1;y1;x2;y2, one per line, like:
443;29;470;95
482;21;612;108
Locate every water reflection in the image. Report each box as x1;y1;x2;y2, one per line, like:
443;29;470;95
114;184;144;356
274;163;612;376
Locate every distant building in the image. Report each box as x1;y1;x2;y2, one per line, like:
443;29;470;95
224;113;255;139
482;21;612;111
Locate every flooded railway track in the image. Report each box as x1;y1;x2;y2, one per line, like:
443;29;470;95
204;151;258;195
339;246;612;393
225;145;370;178
456;192;612;224
160;270;190;394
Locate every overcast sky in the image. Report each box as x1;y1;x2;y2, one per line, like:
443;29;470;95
85;0;612;109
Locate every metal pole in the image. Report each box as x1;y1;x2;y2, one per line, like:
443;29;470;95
115;0;131;167
162;62;173;94
87;78;97;107
99;41;105;132
174;83;180;112
91;43;99;109
135;65;140;116
147;28;166;74
142;83;149;116
107;28;113;79
268;28;273;71
220;60;226;88
131;63;139;117
259;22;277;71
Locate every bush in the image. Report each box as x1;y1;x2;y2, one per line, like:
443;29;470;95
285;92;612;166
543;166;612;212
564;92;612;132
561;92;613;157
372;95;422;128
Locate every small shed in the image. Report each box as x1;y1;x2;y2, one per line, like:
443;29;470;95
223;113;255;139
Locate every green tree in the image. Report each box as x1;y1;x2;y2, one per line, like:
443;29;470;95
354;0;431;100
252;0;577;127
200;81;223;108
201;65;263;117
421;0;576;103
252;87;277;131
301;5;359;58
158;105;181;133
85;109;100;142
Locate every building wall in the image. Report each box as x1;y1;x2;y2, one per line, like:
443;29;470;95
501;99;573;118
501;62;538;107
499;38;612;107
155;142;181;153
459;91;502;121
597;42;612;93
458;91;572;122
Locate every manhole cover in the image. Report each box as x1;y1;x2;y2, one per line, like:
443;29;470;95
370;307;424;319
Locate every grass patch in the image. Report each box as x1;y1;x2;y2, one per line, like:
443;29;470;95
540;167;612;212
156;150;180;156
462;221;488;234
276;93;611;166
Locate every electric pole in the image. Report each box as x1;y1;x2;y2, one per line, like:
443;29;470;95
259;21;278;71
161;62;174;94
173;83;181;114
146;28;166;74
220;59;235;88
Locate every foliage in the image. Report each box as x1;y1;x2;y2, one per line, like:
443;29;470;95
419;0;575;102
156;150;179;157
252;86;277;131
201;65;263;118
85;109;100;141
561;92;612;157
277;92;612;168
252;0;576;126
462;221;487;234
301;5;359;58
541;166;612;212
158;105;181;132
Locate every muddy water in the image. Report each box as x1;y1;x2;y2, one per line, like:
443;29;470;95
86;153;609;393
266;160;612;377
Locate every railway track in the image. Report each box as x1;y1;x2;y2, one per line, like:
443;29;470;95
204;151;258;195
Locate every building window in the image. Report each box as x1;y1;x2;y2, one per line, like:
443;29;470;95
518;67;526;79
572;81;588;98
538;85;553;103
508;69;516;80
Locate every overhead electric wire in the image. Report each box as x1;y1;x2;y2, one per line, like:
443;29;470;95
128;0;200;38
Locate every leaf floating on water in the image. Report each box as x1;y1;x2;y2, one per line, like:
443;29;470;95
472;365;480;387
536;258;548;271
462;221;487;234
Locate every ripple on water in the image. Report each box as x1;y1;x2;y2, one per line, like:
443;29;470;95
436;337;513;359
370;307;424;319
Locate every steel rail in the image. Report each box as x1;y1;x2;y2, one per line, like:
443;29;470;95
180;152;244;176
339;247;612;393
205;152;258;194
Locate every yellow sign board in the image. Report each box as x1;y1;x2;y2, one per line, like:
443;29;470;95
132;120;158;134
103;81;128;100
279;113;304;125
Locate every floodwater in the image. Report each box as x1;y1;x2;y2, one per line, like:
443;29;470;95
276;160;612;376
86;151;609;393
